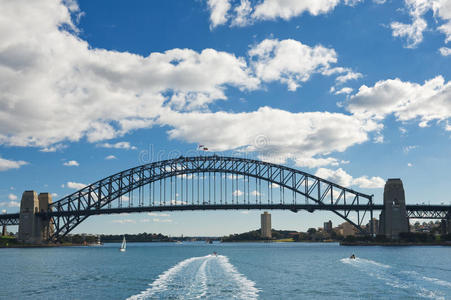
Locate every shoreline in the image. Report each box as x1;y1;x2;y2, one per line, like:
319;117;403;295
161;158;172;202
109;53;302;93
340;241;451;246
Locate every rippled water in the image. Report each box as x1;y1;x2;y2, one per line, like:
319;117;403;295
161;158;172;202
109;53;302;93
1;242;451;299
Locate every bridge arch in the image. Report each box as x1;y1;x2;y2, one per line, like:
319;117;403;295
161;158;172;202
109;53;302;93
46;156;375;241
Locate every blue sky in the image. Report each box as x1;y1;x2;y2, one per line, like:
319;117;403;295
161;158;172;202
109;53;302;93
1;0;451;236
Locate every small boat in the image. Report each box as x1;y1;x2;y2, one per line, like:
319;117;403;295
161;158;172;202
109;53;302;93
120;236;126;252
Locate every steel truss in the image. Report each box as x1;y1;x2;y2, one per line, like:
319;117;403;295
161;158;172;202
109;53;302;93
406;205;451;219
43;156;376;241
0;213;19;226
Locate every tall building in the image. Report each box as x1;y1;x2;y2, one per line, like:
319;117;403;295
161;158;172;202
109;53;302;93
336;222;357;237
324;220;332;233
367;218;379;235
261;211;272;238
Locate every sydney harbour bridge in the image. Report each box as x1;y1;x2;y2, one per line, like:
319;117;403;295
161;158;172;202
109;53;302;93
0;156;450;243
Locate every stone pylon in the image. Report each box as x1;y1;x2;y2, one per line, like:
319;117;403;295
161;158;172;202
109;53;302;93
18;191;53;243
379;179;409;239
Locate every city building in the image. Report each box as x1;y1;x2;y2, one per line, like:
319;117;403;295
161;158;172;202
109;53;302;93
324;220;332;233
261;211;271;238
367;218;379;235
336;222;357;237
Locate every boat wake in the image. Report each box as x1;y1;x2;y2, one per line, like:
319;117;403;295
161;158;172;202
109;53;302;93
127;254;259;299
341;257;451;299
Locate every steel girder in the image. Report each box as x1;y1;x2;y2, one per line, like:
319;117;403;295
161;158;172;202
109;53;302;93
42;156;376;241
0;213;19;226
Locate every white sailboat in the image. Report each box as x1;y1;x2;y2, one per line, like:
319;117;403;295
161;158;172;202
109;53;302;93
119;236;126;252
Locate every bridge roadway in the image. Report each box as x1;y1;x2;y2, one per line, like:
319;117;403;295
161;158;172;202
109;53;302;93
1;204;450;226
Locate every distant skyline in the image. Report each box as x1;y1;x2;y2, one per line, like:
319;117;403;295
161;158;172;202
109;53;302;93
1;0;451;235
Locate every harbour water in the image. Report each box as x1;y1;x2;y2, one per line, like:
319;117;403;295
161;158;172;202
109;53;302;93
1;242;451;299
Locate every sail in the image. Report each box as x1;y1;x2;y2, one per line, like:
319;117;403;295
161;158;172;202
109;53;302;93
121;236;126;250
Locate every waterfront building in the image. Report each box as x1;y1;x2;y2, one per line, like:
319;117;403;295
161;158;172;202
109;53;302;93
324;220;332;233
261;212;272;238
336;222;357;237
367;218;379;235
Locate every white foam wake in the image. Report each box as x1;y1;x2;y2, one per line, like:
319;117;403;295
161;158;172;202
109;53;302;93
216;255;260;299
127;254;259;299
341;257;448;299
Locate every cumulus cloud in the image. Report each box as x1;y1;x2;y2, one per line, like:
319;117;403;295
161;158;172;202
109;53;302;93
249;39;360;91
0;201;20;208
147;212;170;217
207;0;231;28
153;218;173;223
66;181;86;190
252;0;341;21
112;219;136;224
0;0;261;148
63;160;79;167
294;157;340;168
105;155;117;160
97;142;137;150
440;47;451;56
162;106;380;165
347;76;451;129
232;189;243;196
208;0;368;27
315;167;385;188
390;0;451;47
0;157;28;171
333;87;354;95
7;194;17;201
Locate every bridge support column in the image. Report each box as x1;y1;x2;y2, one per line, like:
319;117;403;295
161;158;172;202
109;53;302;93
18;191;53;244
379;179;409;239
2;225;6;236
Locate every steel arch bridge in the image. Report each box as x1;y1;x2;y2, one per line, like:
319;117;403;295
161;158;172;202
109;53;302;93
40;155;377;241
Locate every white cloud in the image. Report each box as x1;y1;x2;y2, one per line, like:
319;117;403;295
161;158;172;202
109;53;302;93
153;218;173;223
0;0;261;148
252;0;341;21
249;39;336;91
0;157;28;171
0;201;20;208
7;194;17;201
231;0;253;27
39;144;67;152
162;107;380;165
207;0;231;29
440;47;451;56
232;189;243;196
294;157;340;168
105;155;117;160
147;212;170;217
66;181;86;190
390;0;451;47
333;87;354;95
315;168;385;188
240;211;250;214
1;209;6;214
112;219;136;224
407;162;413;167
348;76;451;129
403;145;418;153
51;193;58;197
250;190;261;196
209;0;367;27
335;71;363;84
97;142;137;150
63;160;79;167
